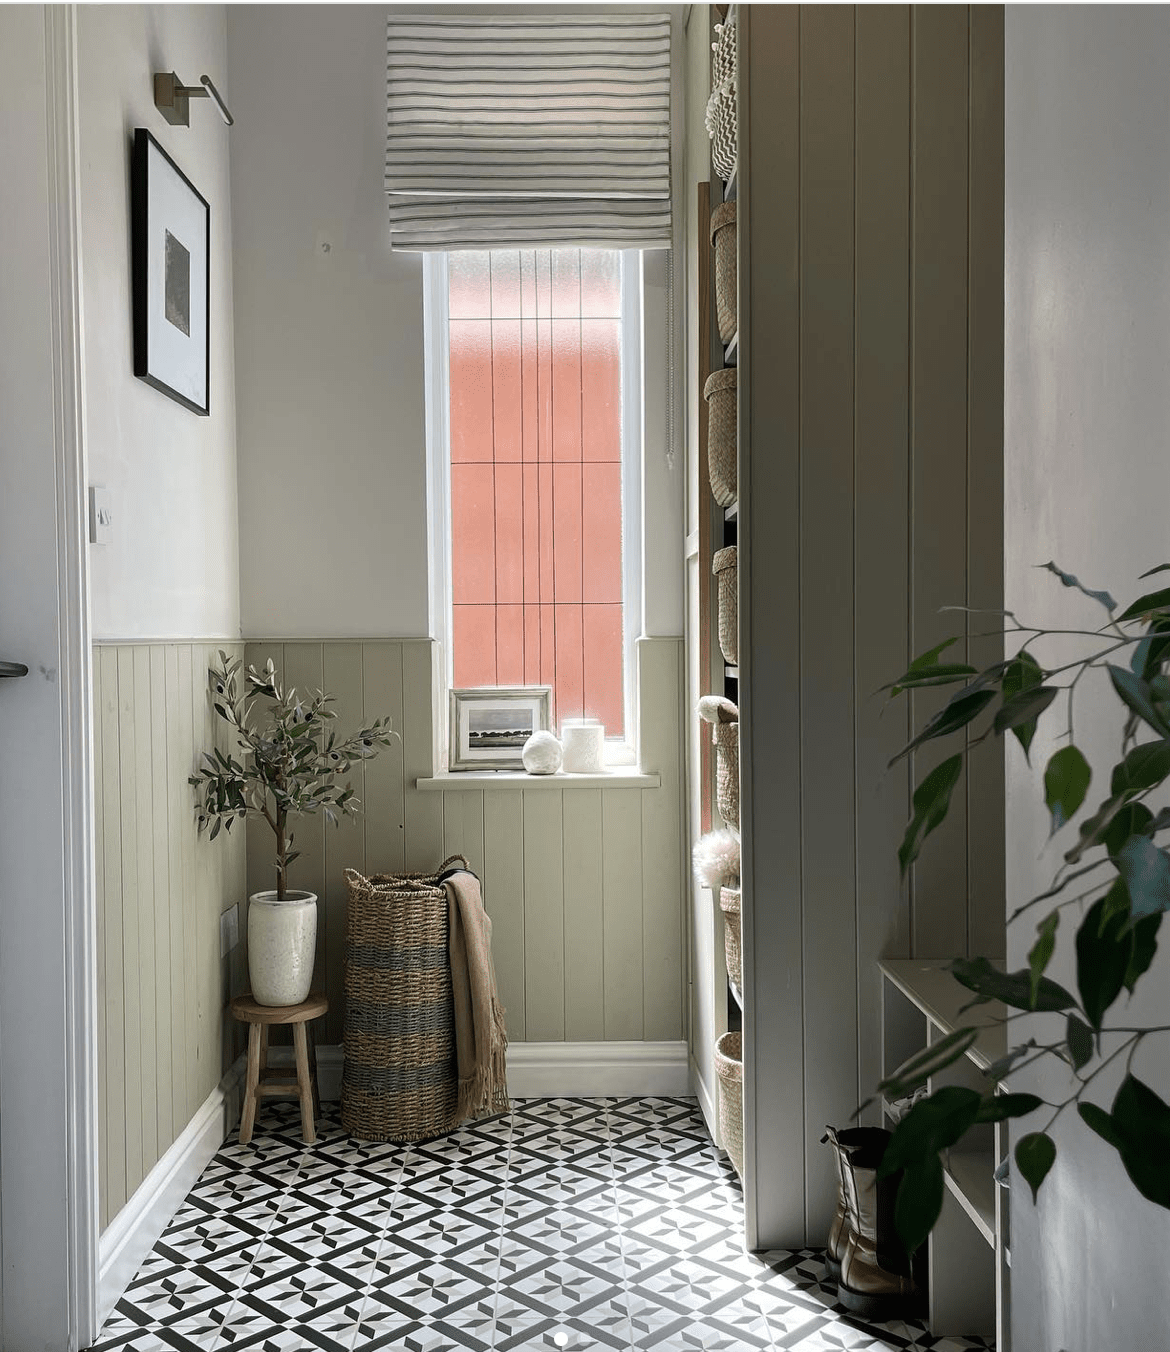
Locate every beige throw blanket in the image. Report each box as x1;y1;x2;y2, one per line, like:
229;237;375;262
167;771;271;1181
444;870;510;1121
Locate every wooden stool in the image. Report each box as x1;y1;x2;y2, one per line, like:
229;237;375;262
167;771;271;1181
230;992;328;1145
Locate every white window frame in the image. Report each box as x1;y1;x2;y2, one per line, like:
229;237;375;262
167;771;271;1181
424;249;643;767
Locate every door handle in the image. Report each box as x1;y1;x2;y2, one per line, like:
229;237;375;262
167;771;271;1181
0;661;28;678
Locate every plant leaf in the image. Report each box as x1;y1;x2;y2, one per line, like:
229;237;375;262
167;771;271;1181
1028;911;1060;1006
1107;666;1170;737
894;1154;945;1256
1111;1075;1170;1208
1110;742;1170;799
1015;1131;1057;1202
1002;650;1044;699
1076;895;1130;1030
1078;1101;1123;1149
878;1027;981;1102
986;1039;1037;1084
1124;913;1161;994
1116;835;1170;922
974;1093;1045;1123
891;690;996;765
898;754;964;876
1044;746;1092;834
1118;585;1170;623
1103;803;1154;858
1139;564;1170;579
994;685;1059;758
880;1086;984;1177
1066;1014;1095;1071
1040;562;1116;613
951;955;1078;1013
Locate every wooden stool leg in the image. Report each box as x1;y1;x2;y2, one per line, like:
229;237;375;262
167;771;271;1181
258;1024;269;1074
293;1020;316;1144
239;1022;262;1146
308;1024;321;1119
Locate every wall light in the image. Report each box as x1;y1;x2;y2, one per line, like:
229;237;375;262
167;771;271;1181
153;72;234;127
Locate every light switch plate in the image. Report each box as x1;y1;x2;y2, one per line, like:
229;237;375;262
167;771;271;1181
89;485;113;545
220;904;239;958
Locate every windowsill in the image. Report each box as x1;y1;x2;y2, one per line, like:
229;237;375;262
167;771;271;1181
416;769;661;791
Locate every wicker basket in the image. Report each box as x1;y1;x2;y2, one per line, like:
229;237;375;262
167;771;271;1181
720;885;741;986
340;858;466;1142
715;1030;744;1179
704;368;737;508
705;20;738;182
711;200;737;344
712;718;739;827
712;544;738;665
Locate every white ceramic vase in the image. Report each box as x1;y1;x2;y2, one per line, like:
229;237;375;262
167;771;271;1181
248;890;317;1006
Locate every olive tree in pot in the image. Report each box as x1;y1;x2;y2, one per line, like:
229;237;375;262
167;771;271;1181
191;653;398;1007
871;564;1170;1257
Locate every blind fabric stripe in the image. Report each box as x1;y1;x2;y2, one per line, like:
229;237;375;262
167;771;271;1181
385;12;672;252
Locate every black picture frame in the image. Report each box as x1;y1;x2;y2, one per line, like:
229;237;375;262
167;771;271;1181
131;128;210;416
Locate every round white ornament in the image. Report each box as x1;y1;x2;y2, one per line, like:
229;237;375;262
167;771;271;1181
522;730;564;775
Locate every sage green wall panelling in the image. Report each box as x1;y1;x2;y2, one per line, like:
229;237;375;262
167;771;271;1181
799;5;860;1230
853;2;913;1187
738;5;1005;1246
909;6;973;959
966;5;1007;961
94;642;246;1229
242;638;686;1050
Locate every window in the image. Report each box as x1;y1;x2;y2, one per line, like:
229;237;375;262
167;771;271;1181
426;249;642;760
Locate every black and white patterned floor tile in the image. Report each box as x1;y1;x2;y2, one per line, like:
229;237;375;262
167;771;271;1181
87;1097;993;1352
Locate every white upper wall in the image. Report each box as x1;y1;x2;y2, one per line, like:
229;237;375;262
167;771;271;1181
1005;7;1170;1348
228;4;430;638
81;5;240;641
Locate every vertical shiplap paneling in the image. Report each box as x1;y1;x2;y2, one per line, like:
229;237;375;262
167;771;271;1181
799;4;859;1235
149;645;173;1158
115;645;143;1196
164;645;190;1134
602;788;644;1040
93;650;110;1231
443;790;485;879
132;645;159;1175
853;4;913;1114
522;790;565;1041
280;644;328;988
401;641;443;870
177;645;200;1122
363;642;407;877
638;638;685;1041
322;642;367;1044
196;643;223;1100
562;789;605;1041
483;790;526;1040
966;4;1006;959
909;6;972;958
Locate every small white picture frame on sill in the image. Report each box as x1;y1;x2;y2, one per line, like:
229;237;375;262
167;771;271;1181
449;686;552;772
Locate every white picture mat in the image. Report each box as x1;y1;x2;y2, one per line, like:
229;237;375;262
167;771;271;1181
450;688;551;768
145;139;207;408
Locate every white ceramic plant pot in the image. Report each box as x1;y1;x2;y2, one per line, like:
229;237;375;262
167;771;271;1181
247;890;317;1007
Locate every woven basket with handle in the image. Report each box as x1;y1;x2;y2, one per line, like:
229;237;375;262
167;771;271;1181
712;544;738;665
711;200;737;344
340;855;468;1142
720;885;741;987
715;1030;744;1179
712;719;739;827
704;368;737;508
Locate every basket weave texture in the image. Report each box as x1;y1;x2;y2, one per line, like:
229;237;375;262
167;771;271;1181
705;19;738;181
704;368;737;507
712;719;739;827
712;544;738;665
720;885;741;987
711;200;737;344
341;859;466;1142
715;1030;744;1179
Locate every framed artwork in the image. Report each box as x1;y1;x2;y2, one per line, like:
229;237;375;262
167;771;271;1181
449;686;552;771
131;128;210;415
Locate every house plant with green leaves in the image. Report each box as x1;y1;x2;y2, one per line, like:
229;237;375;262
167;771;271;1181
191;652;398;1006
874;563;1170;1255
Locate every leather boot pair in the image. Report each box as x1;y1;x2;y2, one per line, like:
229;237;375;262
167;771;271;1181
821;1125;915;1319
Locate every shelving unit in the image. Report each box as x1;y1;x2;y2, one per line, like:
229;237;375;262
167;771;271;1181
879;960;1010;1348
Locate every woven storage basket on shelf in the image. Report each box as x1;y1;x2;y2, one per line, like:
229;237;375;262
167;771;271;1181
341;857;466;1143
705;19;738;181
714;1030;744;1179
704;368;737;507
720;885;741;986
712;718;739;827
712;544;738;664
711;200;737;344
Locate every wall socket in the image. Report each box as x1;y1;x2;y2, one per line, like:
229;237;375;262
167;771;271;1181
220;904;240;958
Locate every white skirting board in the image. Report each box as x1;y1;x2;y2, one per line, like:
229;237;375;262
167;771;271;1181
276;1041;692;1102
690;1051;720;1147
97;1057;246;1328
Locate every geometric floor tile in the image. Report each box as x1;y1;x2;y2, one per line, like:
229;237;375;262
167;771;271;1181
86;1097;994;1352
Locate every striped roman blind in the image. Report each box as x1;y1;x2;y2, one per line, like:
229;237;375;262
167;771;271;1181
385;12;672;252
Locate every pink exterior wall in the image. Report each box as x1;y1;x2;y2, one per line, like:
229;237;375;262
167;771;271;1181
449;250;625;736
